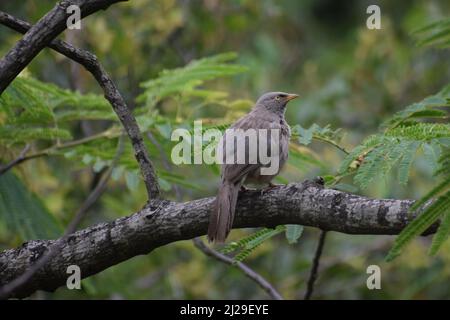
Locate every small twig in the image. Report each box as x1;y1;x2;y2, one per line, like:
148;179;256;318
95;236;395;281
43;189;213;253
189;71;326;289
0;10;160;199
304;230;327;300
312;135;350;155
0;130;119;176
0;144;30;175
192;237;283;300
0;133;125;299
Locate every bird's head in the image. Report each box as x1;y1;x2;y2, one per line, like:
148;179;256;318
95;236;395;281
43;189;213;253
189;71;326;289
255;91;299;115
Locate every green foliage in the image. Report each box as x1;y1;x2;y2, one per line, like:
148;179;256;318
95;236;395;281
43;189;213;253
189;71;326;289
382;84;450;129
386;190;450;261
292;123;344;148
340;86;450;189
220;225;305;262
429;210;450;255
0;172;61;241
285;225;304;244
397;141;421;185
413;18;450;48
0;127;72;143
220;226;286;263
336;82;450;259
386;148;450;260
137;52;247;109
2;0;450;300
0;76;112;146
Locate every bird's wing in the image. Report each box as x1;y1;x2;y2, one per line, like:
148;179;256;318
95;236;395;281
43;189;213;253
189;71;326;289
220;111;268;184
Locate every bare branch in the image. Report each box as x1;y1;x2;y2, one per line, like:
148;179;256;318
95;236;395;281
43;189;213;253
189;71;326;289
0;130;119;176
0;144;30;175
0;10;160;199
193;237;283;300
0;0;128;93
0;180;435;298
304;230;327;300
0;134;125;299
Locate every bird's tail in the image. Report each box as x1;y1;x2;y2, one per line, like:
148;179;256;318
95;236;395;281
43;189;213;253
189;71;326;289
207;181;239;243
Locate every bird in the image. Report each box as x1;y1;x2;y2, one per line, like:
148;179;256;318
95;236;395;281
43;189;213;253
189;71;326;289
207;91;299;243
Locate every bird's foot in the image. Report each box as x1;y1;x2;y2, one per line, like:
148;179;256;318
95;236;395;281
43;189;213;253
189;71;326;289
260;182;282;196
313;176;325;186
240;185;248;192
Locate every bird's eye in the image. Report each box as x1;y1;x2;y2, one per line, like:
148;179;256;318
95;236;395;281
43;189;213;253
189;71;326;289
275;96;280;101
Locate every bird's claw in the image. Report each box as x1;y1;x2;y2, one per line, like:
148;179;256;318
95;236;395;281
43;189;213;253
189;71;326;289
260;182;282;196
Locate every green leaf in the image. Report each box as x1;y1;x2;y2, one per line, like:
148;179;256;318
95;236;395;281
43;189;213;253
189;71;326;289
386;123;450;141
386;190;450;261
220;226;285;262
56;109;116;122
408;109;447;119
397;141;420;185
93;158;108;172
333;183;358;193
338;134;382;174
125;171;140;191
429;210;450;255
137;52;247;106
411;176;450;211
0;127;72;144
422;142;441;172
158;177;172;192
0;172;61;241
285;225;303;244
294;124;314;145
111;165;125;181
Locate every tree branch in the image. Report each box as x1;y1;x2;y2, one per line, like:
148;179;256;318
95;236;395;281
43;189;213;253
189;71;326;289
0;134;125;299
0;10;160;199
192;238;283;300
0;144;30;175
0;0;127;93
304;230;327;300
0;130;119;176
0;180;434;298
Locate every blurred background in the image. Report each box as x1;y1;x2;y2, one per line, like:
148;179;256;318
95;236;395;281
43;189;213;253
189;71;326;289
0;0;449;299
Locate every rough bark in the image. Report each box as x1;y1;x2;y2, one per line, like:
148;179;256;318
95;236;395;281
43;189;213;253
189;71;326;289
0;180;432;299
0;0;127;93
0;9;160;199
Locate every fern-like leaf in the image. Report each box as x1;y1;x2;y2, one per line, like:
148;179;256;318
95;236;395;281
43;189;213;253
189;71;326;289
397;141;420;185
220;226;285;263
386;190;450;261
429;210;450;255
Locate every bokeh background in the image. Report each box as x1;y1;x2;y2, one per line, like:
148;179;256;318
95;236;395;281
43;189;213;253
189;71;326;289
0;0;449;299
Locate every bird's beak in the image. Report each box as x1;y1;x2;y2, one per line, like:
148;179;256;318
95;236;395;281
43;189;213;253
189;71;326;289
285;93;299;102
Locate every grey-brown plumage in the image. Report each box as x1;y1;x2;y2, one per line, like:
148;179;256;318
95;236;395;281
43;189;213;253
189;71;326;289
208;92;299;243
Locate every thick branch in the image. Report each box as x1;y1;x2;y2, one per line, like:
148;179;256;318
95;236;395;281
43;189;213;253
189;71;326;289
0;180;433;298
0;134;125;299
0;10;160;199
0;0;127;93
